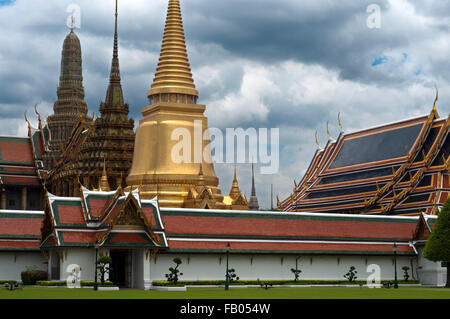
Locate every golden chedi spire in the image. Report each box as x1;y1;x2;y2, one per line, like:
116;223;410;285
229;166;243;200
99;158;111;192
148;0;198;101
126;0;225;209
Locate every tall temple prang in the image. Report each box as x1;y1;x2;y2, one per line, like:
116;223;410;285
43;27;90;169
248;163;260;210
45;0;135;196
126;0;226;208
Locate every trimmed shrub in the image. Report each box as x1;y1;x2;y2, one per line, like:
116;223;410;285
151;279;419;286
36;280;114;287
21;270;47;285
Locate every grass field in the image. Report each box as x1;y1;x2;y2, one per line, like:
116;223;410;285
1;286;450;299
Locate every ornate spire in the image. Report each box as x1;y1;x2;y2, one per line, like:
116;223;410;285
99;158;111;191
229;165;242;200
248;163;259;210
148;0;198;101
105;0;124;107
44;26;89;169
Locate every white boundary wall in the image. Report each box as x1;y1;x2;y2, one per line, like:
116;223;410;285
149;253;418;282
0;252;47;281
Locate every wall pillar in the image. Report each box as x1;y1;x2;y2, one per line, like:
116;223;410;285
21;187;27;210
1;191;6;209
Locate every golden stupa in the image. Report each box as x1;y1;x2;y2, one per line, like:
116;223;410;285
127;0;236;209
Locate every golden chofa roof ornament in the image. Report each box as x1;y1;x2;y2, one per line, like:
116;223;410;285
148;0;199;101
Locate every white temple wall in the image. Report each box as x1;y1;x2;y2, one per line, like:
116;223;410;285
59;248;96;282
0;252;47;281
416;246;447;286
149;253;417;282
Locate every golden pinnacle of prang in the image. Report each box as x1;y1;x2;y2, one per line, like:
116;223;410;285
148;0;198;99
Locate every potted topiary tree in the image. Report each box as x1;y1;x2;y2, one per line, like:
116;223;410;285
96;256;112;285
424;197;450;288
402;266;410;282
344;266;358;282
165;257;183;285
227;268;239;284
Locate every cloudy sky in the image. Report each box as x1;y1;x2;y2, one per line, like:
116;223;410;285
0;0;449;209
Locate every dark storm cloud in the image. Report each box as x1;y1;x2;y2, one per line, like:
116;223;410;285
0;0;449;208
181;0;414;83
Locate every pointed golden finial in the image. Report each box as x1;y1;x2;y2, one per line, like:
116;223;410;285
276;195;281;207
34;104;41;121
338;112;343;132
294;180;298;188
24;111;30;128
315;131;320;148
376;181;380;192
99;157;111;191
326;121;331;139
229;164;242;199
433;85;438;113
391;165;396;175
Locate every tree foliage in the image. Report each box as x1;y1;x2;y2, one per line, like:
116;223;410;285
227;268;239;283
290;268;302;282
97;256;112;285
402;266;410;282
424;198;450;263
165;257;183;285
344;266;358;282
424;197;450;287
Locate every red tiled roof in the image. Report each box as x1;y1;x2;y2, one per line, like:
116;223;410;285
0;240;40;250
0;139;34;163
161;210;417;241
0;212;43;238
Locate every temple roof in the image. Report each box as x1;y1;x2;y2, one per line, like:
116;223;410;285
280;107;450;216
0;129;46;186
0;210;44;251
2;187;435;255
40;187;167;249
160;208;419;255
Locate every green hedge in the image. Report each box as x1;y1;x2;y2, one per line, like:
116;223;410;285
0;280;17;285
36;280;114;287
21;271;47;285
152;279;419;287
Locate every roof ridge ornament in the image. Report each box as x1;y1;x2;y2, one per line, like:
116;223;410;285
338;112;344;133
433;85;438;113
315;131;321;150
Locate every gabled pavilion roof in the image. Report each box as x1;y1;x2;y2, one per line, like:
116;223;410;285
40;186;167;249
280;107;449;216
0;117;48;186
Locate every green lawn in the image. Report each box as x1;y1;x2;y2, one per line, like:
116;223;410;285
0;286;450;299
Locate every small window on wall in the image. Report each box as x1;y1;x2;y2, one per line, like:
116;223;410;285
29;200;36;208
8;199;15;207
